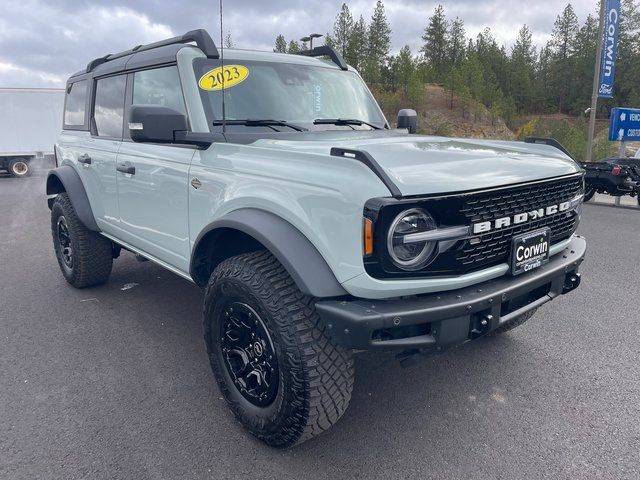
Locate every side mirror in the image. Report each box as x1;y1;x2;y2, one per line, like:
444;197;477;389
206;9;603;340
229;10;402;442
129;105;188;144
397;109;417;134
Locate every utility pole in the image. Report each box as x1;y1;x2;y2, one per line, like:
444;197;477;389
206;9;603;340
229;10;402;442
586;0;606;162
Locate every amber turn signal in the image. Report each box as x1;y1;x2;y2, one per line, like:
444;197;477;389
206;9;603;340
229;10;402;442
363;218;374;256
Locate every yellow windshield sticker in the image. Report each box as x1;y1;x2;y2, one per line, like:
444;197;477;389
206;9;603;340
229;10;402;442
198;65;249;91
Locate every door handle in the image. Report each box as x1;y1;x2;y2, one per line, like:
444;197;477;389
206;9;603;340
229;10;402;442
116;162;135;175
78;153;92;165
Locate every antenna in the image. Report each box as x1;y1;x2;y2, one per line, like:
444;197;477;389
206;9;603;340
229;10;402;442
219;0;226;133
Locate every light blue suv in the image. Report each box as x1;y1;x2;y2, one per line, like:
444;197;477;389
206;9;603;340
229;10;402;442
48;29;586;447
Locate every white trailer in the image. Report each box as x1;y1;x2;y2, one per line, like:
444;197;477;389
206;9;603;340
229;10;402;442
0;88;65;177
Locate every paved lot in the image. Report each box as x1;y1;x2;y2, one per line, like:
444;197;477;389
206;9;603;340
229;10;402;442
1;175;639;480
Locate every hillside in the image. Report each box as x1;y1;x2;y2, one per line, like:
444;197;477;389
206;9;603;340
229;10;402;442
377;83;515;140
376;84;638;160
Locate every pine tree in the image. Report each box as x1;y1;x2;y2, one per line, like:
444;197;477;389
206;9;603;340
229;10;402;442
550;3;579;112
363;1;391;84
421;4;448;81
568;14;597;113
333;3;354;58
346;15;367;70
447;17;466;69
535;42;554;111
287;40;301;54
324;33;336;50
274;35;287;53
617;0;640;106
396;45;415;95
510;25;536;112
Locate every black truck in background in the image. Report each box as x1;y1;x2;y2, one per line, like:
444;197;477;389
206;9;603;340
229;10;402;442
523;137;639;206
580;157;640;205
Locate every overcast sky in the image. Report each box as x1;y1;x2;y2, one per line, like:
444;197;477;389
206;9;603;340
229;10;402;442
0;0;599;88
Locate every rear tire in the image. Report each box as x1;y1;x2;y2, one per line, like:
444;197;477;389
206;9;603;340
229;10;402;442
203;250;354;448
8;158;29;177
51;193;113;288
488;308;537;336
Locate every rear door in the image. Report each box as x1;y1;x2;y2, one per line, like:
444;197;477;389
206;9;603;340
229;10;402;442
115;65;195;272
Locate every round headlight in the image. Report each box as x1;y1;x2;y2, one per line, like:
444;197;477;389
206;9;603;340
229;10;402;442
387;208;437;270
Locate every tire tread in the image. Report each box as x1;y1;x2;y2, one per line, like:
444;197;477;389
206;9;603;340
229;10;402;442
203;250;354;447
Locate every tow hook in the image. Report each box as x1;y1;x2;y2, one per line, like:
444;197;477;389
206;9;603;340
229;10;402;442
563;272;581;293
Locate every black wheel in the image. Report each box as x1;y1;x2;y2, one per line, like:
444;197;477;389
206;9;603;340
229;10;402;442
203;251;354;448
51;193;113;288
584;186;596;202
488;308;537;336
8;158;29;177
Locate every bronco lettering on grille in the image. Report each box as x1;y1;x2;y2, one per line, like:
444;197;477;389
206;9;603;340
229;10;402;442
472;201;572;234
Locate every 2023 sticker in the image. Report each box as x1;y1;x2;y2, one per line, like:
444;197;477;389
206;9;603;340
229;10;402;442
198;65;249;91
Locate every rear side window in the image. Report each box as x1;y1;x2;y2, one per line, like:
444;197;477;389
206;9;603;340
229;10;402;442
94;75;126;138
133;66;187;115
64;80;87;128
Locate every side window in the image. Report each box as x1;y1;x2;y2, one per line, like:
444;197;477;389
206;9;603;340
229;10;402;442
94;75;126;138
64;80;87;128
133;66;187;116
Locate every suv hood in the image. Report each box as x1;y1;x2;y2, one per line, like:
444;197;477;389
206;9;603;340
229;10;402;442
255;133;581;196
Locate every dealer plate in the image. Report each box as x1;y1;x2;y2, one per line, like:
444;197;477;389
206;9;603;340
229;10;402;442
511;228;550;275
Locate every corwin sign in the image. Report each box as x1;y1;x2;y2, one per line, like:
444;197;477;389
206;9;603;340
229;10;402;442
598;0;621;99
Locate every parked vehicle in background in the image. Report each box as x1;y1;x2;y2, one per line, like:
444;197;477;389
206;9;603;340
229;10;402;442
0;88;64;177
581;157;640;204
47;30;586;447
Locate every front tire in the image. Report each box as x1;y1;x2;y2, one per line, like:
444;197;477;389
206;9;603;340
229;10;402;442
8;158;29;177
51;193;113;288
203;251;354;448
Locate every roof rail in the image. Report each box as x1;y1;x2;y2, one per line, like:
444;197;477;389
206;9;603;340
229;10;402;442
299;45;348;71
86;29;219;73
524;137;575;160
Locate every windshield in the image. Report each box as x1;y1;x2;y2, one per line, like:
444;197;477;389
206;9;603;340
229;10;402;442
193;58;387;131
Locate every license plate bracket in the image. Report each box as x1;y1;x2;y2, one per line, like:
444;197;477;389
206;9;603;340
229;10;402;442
511;228;551;275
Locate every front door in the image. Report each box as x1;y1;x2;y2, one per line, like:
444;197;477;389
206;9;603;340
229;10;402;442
115;66;194;272
75;75;127;231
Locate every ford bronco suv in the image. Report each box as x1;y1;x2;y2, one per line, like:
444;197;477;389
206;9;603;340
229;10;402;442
47;30;586;447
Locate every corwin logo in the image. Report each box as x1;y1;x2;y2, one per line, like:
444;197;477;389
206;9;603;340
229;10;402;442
472;200;574;234
602;6;619;79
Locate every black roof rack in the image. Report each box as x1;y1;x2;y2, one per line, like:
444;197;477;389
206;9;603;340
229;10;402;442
300;45;348;71
524;137;575;161
86;29;219;73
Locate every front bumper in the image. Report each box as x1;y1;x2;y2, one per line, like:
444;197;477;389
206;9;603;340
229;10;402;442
316;235;586;351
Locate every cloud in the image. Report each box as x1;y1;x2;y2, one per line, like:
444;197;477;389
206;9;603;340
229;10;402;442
0;0;598;87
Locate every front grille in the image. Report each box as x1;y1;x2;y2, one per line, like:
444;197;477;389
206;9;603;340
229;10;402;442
455;175;583;271
363;173;584;280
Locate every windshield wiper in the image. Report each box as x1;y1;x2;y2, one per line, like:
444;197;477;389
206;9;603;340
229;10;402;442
212;119;307;132
313;118;383;130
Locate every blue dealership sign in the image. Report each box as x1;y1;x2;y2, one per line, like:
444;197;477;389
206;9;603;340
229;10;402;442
598;0;621;98
609;108;640;141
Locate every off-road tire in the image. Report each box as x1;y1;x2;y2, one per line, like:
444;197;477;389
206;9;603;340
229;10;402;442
488;308;537;336
203;250;354;448
8;158;30;177
51;193;113;288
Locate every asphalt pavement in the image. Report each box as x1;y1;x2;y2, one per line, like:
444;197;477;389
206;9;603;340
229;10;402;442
1;174;639;480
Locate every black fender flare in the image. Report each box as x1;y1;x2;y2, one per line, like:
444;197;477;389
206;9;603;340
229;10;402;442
191;209;347;298
46;166;100;231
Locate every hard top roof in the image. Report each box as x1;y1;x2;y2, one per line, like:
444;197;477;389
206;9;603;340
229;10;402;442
67;29;348;84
